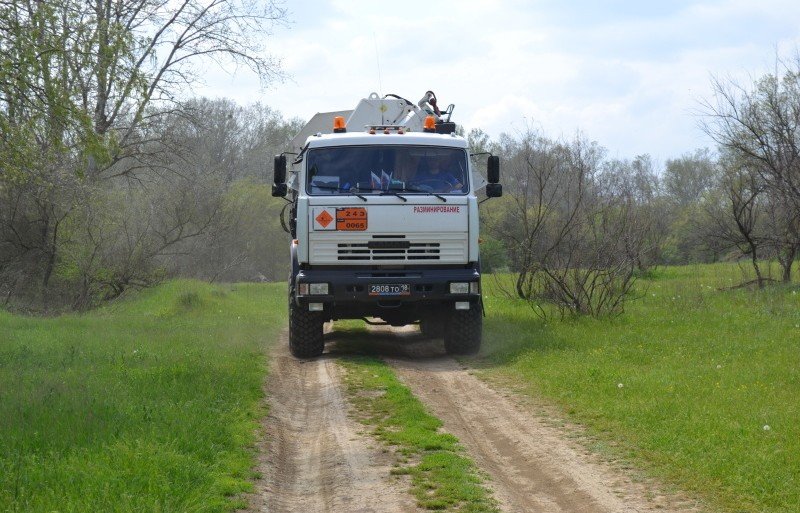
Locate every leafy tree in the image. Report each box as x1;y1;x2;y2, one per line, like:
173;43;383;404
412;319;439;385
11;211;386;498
1;0;288;308
663;149;718;208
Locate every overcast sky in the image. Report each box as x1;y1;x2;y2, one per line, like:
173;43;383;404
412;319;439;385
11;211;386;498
195;0;800;162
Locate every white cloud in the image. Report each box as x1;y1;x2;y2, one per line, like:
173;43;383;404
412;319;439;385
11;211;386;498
191;0;800;161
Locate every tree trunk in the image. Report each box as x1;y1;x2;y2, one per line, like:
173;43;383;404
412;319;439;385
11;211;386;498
750;250;765;289
780;245;796;283
41;215;60;288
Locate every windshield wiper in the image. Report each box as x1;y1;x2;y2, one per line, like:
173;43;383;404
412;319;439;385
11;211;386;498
403;185;447;202
292;143;309;164
380;190;408;202
310;183;367;201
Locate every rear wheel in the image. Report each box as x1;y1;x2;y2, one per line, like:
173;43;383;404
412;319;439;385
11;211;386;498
288;285;324;358
443;305;482;355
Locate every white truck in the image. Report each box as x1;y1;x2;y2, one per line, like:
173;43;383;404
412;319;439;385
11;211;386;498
272;91;502;358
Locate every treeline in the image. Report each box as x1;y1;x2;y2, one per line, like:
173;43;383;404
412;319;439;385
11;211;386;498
2;1;797;313
474;56;800;315
0;95;300;309
0;0;291;310
472;131;717;315
474;135;720;271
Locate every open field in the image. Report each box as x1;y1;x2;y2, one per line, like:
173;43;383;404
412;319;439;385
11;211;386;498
3;263;799;512
0;281;286;512
477;263;800;513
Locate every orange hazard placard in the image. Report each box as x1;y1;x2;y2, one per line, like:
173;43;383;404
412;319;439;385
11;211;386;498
336;207;367;231
315;209;333;228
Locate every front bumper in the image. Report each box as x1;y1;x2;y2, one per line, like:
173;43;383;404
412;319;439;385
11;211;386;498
294;265;480;310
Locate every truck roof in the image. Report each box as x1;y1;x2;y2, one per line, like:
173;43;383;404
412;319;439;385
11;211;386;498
304;131;468;149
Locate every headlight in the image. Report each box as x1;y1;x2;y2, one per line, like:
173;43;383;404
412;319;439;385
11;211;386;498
449;282;469;294
309;283;329;295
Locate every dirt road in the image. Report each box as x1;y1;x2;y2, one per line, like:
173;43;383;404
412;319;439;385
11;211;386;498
372;326;702;513
253;326;702;513
249;332;419;513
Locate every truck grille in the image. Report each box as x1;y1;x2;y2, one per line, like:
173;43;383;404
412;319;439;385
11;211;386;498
309;233;467;264
338;236;440;261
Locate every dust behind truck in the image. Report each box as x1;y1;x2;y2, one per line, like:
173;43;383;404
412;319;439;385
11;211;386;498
272;91;502;358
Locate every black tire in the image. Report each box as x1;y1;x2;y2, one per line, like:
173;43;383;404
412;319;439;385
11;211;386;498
288;287;324;358
419;318;445;339
443;305;482;355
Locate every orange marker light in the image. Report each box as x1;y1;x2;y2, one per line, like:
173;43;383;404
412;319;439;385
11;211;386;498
333;116;347;133
423;115;436;132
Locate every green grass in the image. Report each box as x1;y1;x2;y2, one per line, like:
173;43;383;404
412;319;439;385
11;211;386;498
477;263;800;513
338;348;498;512
0;280;287;513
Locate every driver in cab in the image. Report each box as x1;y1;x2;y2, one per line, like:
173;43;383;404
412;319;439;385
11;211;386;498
410;155;464;193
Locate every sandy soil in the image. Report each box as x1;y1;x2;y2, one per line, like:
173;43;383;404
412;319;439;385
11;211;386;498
365;325;704;513
251;325;704;513
248;331;419;513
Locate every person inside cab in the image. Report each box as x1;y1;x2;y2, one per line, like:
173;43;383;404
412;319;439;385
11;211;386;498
411;153;464;193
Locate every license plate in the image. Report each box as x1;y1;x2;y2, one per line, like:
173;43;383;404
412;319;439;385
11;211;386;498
368;284;410;296
336;207;367;231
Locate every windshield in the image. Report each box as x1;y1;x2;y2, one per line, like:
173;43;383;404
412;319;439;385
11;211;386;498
306;145;468;195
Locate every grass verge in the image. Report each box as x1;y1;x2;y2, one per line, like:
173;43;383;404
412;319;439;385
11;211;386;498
339;352;498;512
477;263;800;513
0;280;286;512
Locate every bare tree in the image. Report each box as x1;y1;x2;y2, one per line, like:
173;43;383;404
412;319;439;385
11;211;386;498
701;56;800;283
600;155;665;271
711;156;770;287
764;189;800;283
487;131;646;317
77;0;286;179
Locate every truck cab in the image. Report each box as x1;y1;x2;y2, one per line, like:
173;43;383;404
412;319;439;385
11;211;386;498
273;92;501;358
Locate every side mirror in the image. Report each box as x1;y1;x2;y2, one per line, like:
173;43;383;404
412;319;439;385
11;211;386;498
487;155;500;184
273;154;287;184
486;183;502;198
272;183;287;197
272;154;287;197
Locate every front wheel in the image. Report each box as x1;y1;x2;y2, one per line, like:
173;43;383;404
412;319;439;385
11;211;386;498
288;293;324;359
443;305;482;355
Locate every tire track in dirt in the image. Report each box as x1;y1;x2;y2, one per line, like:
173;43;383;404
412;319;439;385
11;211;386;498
248;331;419;513
365;325;704;513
